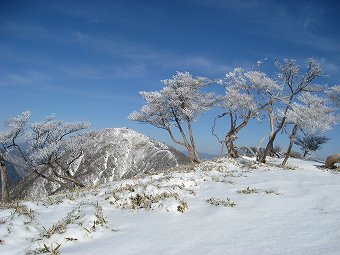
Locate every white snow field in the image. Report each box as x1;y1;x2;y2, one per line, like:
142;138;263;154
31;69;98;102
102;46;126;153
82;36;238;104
1;157;339;255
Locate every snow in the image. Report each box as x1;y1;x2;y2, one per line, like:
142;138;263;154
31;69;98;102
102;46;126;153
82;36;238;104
1;157;339;255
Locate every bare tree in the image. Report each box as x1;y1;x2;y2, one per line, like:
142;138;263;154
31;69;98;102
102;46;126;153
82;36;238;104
129;72;217;163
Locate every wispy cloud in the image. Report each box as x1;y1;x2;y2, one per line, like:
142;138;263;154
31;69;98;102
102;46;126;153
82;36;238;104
55;62;148;80
160;56;231;76
0;70;51;87
0;68;139;103
68;31;231;76
39;83;139;103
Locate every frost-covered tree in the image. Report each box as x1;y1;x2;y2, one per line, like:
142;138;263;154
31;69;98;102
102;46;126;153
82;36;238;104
281;93;338;165
0;111;30;202
214;67;280;158
26;115;90;189
129;71;216;163
260;58;324;163
0;112;91;202
294;135;330;158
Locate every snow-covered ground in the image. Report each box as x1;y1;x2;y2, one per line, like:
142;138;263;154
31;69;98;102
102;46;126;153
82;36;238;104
1;157;339;255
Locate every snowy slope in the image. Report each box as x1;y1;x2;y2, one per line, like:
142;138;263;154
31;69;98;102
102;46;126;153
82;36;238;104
10;128;190;198
1;157;339;255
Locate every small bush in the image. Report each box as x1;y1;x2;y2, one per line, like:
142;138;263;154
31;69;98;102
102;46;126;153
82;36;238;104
94;202;107;226
278;164;299;170
206;197;236;207
39;243;61;255
264;189;281;195
211;176;235;184
129;192;176;210
7;203;35;222
177;201;188;213
43;222;67;238
242;161;259;169
65;237;78;241
237;186;259;194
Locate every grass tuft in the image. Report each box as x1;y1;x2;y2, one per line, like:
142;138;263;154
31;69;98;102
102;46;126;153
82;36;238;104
237;186;259;194
206;197;237;207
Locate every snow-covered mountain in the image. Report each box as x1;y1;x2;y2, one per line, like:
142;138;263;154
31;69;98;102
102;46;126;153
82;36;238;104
11;128;190;198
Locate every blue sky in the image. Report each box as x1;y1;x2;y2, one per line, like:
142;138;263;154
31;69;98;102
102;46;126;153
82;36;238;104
1;0;339;158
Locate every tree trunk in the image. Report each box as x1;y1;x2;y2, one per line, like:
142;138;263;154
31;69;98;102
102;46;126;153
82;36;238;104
261;96;295;163
224;112;253;158
282;124;298;166
303;150;308;158
172;119;197;163
225;112;239;158
186;119;200;163
268;105;275;142
260;131;278;163
187;146;196;163
256;134;266;161
0;154;10;203
260;105;277;163
225;131;239;158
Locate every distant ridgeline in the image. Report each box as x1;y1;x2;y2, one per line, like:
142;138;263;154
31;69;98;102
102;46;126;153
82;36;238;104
182;151;218;160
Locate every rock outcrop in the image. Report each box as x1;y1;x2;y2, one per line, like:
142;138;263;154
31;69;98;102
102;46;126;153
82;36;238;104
325;153;340;169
